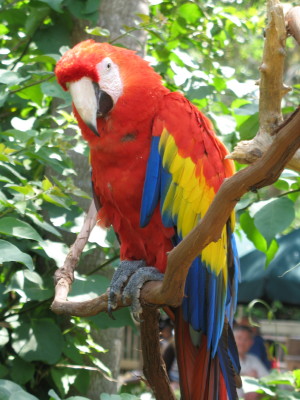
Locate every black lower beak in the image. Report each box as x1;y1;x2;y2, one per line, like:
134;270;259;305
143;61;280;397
93;82;114;119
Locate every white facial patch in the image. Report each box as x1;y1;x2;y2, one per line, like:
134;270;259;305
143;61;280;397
96;57;123;105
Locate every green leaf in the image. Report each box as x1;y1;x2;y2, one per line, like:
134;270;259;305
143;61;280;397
27;213;62;238
69;274;110;301
0;365;8;379
187;84;214;100
254;198;295;245
37;0;63;12
42;193;71;209
0;283;8;308
178;3;202;24
0;217;43;241
0;91;8;107
293;369;300;388
16;84;43;107
239;211;267;253
51;367;77;397
6;184;34;195
7;270;53;301
92;358;111;376
0;379;39;400
238;113;259;140
72;370;90;394
265;239;279;267
12;319;63;364
42;177;53;191
39;240;68;267
11;357;35;385
41;81;71;102
85;26;110;37
0;240;34;270
48;389;62;400
0;70;27;86
84;0;101;14
89;307;135;330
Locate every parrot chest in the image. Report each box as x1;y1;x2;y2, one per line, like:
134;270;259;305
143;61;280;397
90;131;150;224
87;118;174;271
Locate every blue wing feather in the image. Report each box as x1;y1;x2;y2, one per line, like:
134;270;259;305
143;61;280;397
140;136;161;228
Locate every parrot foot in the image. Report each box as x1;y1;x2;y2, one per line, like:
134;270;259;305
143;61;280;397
122;266;164;316
108;260;146;317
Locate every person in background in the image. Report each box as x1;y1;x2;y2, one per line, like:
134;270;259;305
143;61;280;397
159;317;179;390
159;317;173;353
238;316;271;370
234;325;269;400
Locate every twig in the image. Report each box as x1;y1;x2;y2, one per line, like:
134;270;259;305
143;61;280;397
9;74;55;94
51;107;300;316
52;200;97;309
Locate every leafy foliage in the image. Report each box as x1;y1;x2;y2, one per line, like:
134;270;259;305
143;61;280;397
0;0;123;398
0;0;300;399
243;369;300;399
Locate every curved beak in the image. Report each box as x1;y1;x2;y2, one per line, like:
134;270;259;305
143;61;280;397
69;77;113;136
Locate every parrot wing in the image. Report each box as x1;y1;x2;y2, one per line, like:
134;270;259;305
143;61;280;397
140;91;240;399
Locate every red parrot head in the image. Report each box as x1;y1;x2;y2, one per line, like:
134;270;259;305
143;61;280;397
55;40;163;136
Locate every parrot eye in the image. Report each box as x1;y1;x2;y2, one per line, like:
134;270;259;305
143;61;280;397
106;62;111;70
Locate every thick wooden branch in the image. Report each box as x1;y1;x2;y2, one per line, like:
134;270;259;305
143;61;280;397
140;308;176;400
228;0;300;172
51;107;300;317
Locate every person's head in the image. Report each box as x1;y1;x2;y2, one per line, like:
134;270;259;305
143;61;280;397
159;318;173;339
234;325;254;358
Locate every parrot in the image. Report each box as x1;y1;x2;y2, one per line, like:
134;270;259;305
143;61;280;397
55;40;241;400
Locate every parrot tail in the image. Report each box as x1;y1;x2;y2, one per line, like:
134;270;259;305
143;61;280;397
174;308;241;400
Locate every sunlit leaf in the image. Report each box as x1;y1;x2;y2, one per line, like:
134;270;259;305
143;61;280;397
85;26;110;37
0;240;34;270
0;217;43;241
12;319;63;364
0;380;39;400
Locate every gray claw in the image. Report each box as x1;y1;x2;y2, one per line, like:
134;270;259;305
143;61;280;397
122;266;164;315
108;260;146;316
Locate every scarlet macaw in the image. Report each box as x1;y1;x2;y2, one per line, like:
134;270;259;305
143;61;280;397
55;40;240;399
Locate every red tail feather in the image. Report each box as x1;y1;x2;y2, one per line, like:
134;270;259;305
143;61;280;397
174;309;228;400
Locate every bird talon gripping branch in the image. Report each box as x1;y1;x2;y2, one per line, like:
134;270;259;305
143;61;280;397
122;266;164;314
107;260;146;316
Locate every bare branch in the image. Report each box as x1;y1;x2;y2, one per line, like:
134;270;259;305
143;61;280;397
228;0;300;172
51;107;300;316
140;308;176;400
52;200;97;308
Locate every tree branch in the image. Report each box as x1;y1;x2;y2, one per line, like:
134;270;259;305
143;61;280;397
140;308;176;400
227;0;300;172
51;107;300;317
52;201;97;308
